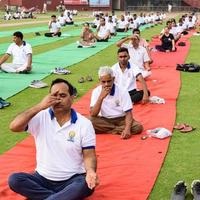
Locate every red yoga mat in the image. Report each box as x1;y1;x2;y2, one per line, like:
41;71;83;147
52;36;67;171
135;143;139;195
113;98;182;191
0;33;192;200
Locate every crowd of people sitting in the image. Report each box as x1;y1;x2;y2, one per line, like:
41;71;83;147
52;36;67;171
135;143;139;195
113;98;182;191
0;8;200;200
3;6;37;20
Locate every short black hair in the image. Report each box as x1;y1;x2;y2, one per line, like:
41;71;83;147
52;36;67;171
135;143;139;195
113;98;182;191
132;28;140;34
117;47;129;54
13;31;23;40
51;15;56;18
50;78;75;96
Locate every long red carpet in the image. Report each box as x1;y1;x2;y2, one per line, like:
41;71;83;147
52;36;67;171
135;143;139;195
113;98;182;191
0;33;192;200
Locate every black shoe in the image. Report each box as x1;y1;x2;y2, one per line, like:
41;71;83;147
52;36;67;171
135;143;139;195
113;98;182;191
35;32;41;36
191;180;200;200
0;98;11;107
170;181;187;200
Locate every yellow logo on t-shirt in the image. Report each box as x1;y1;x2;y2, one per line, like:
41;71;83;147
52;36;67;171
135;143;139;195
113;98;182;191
67;131;76;142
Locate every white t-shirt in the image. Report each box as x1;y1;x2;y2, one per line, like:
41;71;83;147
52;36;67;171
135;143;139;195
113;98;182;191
106;22;116;34
66;15;73;23
117;20;128;29
93;18;100;27
112;62;141;91
27;108;96;181
58;16;66;25
90;84;132;118
97;25;109;38
49;21;61;33
6;42;32;65
122;43;150;70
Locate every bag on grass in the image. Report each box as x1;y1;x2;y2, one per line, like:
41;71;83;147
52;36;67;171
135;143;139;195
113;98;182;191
147;128;172;139
176;63;200;72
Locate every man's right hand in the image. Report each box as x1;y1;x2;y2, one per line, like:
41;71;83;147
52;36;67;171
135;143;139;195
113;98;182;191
99;86;111;99
38;91;61;110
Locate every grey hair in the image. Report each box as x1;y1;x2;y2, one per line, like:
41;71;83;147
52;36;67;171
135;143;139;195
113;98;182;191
98;66;114;78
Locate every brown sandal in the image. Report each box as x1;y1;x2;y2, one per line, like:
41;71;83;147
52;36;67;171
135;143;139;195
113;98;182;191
179;125;196;133
174;123;187;130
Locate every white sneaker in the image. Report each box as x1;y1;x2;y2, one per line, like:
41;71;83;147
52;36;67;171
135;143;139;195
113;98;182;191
29;80;48;88
51;67;71;75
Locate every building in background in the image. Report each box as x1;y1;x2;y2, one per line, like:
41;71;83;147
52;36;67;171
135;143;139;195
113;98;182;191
0;0;199;11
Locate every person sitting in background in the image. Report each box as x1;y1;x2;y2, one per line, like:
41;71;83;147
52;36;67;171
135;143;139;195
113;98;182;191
13;11;21;19
112;47;150;104
45;15;61;37
106;16;116;36
0;31;32;73
65;11;74;25
78;22;95;47
95;18;110;42
116;34;151;79
170;20;181;42
58;12;66;26
116;15;129;32
132;28;153;64
91;14;100;28
4;11;12;20
90;66;143;139
156;26;176;52
187;16;195;29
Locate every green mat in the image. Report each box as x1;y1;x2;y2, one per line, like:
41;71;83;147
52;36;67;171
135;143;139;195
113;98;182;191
0;24;151;99
0;26;48;38
0;29;82;55
0;22;83;38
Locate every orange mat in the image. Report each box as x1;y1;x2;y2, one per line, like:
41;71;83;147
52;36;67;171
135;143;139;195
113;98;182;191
0;33;192;200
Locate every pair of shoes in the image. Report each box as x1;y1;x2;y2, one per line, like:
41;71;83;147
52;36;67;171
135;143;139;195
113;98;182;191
174;123;196;133
29;80;48;88
0;97;11;109
51;67;71;75
171;180;200;200
78;75;93;83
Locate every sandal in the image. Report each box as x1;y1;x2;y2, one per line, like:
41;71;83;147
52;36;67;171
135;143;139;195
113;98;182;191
179;125;196;133
174;123;187;130
78;77;85;83
86;75;93;81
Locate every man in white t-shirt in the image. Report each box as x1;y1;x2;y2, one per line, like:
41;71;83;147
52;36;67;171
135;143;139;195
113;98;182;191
90;66;143;139
112;47;150;104
106;16;116;36
45;15;61;37
95;18;110;42
117;15;129;32
0;31;32;73
116;34;151;79
58;12;66;26
8;78;98;200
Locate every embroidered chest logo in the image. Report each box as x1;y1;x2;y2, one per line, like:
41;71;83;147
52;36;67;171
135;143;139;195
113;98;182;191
67;131;76;142
115;99;120;107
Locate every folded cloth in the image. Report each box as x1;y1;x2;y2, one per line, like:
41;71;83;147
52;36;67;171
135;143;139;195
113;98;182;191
149;96;165;104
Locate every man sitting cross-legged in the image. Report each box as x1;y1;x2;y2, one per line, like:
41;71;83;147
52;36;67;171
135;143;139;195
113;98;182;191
112;47;150;104
90;66;143;139
116;34;151;79
0;31;32;73
8;78;98;200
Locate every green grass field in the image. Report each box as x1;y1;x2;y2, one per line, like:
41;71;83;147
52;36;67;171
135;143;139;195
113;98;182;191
0;11;200;199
